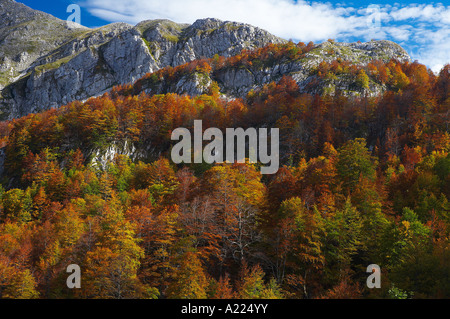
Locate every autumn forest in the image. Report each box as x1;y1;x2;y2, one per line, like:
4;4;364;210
0;42;449;299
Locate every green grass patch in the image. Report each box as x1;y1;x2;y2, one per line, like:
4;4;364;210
35;55;73;75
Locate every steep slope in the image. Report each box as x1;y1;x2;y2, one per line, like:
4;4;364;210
0;1;412;120
125;39;411;100
0;1;285;119
0;0;89;89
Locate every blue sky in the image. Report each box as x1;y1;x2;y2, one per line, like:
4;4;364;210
19;0;450;72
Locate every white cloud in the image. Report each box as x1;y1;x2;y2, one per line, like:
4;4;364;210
411;27;450;73
78;0;450;72
389;4;449;23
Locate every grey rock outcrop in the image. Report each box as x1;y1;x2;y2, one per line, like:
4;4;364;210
0;0;89;89
135;38;411;99
0;1;284;120
216;39;411;98
0;1;411;120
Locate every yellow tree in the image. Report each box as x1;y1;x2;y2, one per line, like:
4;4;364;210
199;163;266;264
83;200;156;299
166;251;208;299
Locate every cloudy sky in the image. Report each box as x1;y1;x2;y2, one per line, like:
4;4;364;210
21;0;450;72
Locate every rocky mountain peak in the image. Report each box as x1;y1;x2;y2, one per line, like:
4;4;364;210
0;1;412;121
0;0;88;90
0;0;47;27
191;18;223;30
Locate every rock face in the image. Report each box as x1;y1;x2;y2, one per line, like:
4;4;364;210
0;1;284;119
0;0;89;88
218;40;411;97
134;38;411;99
0;0;411;120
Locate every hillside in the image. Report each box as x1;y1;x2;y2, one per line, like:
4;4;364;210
0;0;448;301
0;0;89;89
0;56;448;298
0;0;284;119
0;0;412;120
123;40;411;100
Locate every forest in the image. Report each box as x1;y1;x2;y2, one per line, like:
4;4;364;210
0;42;448;299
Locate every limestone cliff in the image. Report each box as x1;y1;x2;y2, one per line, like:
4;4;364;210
0;0;411;120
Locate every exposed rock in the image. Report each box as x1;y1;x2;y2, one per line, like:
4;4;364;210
0;0;89;90
0;1;411;120
90;140;137;170
0;1;284;120
135;39;411;99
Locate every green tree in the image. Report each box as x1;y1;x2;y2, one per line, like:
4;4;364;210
356;69;370;90
278;197;325;298
336;138;377;193
323;198;364;279
1;188;33;223
1;269;39;299
236;263;282;299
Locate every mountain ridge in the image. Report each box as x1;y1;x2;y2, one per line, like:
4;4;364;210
0;0;411;120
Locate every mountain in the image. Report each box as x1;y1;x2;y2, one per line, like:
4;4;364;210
0;0;89;88
0;0;285;119
0;0;412;120
125;39;412;100
0;1;448;301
